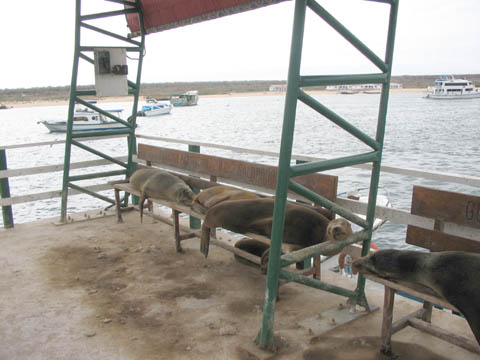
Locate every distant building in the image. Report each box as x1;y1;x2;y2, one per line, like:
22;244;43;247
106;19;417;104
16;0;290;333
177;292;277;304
326;83;402;91
269;83;287;92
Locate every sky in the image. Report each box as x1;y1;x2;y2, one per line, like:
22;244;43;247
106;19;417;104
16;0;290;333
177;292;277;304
1;0;479;89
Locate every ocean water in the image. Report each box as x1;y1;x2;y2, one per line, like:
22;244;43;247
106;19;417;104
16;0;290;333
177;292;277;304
1;92;479;249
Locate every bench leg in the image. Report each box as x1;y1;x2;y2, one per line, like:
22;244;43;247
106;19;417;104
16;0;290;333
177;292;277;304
114;189;123;223
422;301;433;323
313;255;321;280
173;210;183;253
381;286;396;357
200;223;211;258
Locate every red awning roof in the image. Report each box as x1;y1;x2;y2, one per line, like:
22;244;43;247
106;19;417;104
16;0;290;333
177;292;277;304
126;0;287;37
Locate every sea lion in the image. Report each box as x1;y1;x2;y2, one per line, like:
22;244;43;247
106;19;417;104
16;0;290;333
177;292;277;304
200;198;350;258
352;249;480;345
191;185;261;214
129;168;194;222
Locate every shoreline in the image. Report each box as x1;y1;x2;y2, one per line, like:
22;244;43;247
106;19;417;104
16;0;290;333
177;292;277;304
2;88;424;108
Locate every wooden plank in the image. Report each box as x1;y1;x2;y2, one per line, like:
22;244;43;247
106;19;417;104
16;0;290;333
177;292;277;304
411;186;480;229
364;274;459;312
138;144;338;201
406;186;480;252
408;318;480;354
406;226;480;253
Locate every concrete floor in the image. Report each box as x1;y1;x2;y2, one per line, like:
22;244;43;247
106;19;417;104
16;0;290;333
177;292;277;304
0;209;478;360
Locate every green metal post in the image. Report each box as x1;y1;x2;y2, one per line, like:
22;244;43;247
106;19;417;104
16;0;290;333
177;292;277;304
354;0;399;302
127;0;145;179
188;144;201;229
257;0;307;350
61;0;146;217
60;0;82;223
0;149;14;228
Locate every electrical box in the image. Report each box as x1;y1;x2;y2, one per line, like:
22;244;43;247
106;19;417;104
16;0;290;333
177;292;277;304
94;47;128;97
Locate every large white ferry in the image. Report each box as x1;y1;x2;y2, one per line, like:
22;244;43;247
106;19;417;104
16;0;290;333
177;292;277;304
425;75;480;99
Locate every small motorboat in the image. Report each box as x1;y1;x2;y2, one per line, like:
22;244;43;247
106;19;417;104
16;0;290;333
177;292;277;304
139;99;172;117
39;102;128;133
170;90;199;107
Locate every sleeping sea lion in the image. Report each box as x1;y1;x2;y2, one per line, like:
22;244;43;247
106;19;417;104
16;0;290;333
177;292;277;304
191;185;261;214
200;198;350;258
352;249;480;345
129;168;194;222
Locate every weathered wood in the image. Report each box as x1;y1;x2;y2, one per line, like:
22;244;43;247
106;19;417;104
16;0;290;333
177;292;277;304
380;287;396;354
407;186;480;252
408;317;480;354
138;144;338;201
364;274;459;312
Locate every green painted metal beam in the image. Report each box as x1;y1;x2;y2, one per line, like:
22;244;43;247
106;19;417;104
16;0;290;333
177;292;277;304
258;0;399;349
290;151;379;177
71;140;129;168
279;269;357;298
61;0;82;223
288;180;369;228
307;0;387;72
80;8;137;21
299;73;387;87
74;97;133;126
68;183;115;204
79;46;141;52
298;90;380;150
257;0;307;351
0;149;14;228
71;129;133;138
61;0;145;221
69;169;127;182
80;22;141;46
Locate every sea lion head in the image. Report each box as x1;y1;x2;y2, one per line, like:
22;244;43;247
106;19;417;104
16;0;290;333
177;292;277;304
326;218;353;241
175;187;194;206
352;249;421;280
321;218;353;256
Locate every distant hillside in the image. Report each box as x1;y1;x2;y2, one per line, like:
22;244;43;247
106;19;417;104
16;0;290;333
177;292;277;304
1;75;479;103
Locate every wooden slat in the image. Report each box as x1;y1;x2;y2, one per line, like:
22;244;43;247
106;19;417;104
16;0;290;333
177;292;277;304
138;143;338;201
406;186;480;252
364;274;459;312
406;225;480;253
411;186;480;228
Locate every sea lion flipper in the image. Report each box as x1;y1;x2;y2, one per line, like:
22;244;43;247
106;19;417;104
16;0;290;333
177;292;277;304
139;194;146;223
200;223;211;258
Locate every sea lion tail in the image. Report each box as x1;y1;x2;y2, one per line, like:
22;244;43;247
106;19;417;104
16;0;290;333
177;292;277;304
200;223;211;258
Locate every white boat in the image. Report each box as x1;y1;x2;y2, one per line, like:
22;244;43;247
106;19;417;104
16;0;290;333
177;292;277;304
39;102;128;133
424;75;480;99
170;90;199;107
139;99;172;116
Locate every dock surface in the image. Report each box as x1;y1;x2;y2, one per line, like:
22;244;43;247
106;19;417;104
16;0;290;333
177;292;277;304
0;210;477;360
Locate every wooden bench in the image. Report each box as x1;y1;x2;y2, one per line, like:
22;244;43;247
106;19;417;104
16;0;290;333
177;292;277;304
114;143;338;276
365;186;480;356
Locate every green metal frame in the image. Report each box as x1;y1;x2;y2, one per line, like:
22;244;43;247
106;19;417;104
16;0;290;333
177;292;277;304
257;0;399;350
60;0;146;222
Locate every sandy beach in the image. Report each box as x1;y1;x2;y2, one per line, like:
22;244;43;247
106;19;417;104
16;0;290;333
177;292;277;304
2;88;424;109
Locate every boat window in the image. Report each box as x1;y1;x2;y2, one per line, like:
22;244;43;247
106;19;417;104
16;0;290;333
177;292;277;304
74;116;89;122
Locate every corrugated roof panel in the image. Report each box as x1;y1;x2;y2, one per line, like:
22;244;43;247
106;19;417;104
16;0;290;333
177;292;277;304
126;0;288;37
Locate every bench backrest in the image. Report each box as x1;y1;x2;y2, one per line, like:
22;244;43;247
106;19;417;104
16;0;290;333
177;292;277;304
137;143;338;202
406;185;480;253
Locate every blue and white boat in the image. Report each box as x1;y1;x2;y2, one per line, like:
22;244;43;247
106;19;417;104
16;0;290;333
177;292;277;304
140;99;172;116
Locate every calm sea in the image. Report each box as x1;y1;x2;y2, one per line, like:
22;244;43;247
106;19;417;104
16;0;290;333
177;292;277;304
1;92;479;249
